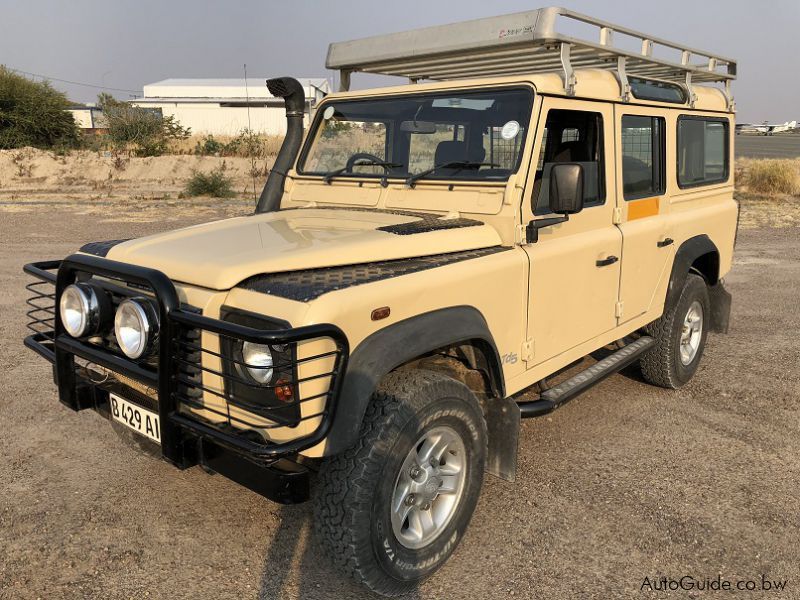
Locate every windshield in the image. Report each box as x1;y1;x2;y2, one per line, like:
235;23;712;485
298;87;534;183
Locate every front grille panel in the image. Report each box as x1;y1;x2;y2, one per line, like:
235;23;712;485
171;320;346;438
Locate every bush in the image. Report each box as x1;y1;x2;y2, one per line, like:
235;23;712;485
194;134;223;156
98;92;190;156
0;65;80;149
222;129;266;158
190;129;280;159
741;159;800;195
184;166;235;198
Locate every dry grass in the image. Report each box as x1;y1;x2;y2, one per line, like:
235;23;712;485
169;133;284;158
735;158;800;229
736;158;800;195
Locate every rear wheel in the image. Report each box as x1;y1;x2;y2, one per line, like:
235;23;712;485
640;273;710;388
313;370;486;596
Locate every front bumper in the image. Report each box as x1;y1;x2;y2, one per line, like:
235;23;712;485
24;254;348;504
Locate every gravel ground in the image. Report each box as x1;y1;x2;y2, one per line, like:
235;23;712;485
1;201;798;600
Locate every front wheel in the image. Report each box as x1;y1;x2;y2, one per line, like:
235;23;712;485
640;273;710;388
313;370;487;597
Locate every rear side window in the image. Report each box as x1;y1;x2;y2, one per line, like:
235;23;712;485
621;115;665;200
677;117;729;188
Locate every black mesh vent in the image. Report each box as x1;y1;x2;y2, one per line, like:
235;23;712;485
377;215;484;235
239;246;509;302
303;206;484;236
79;239;130;257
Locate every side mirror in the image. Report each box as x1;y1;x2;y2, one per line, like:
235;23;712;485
549;163;585;215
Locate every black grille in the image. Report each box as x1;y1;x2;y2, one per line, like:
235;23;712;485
173;325;203;403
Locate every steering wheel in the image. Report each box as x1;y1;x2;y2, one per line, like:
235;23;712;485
345;152;387;172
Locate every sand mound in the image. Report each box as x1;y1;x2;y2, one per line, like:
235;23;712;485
0;148;272;200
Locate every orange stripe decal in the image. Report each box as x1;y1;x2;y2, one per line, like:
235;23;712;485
627;197;660;221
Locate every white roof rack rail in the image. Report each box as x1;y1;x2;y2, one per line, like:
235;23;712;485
326;7;736;108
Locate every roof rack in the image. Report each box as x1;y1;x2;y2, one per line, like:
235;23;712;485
326;7;736;109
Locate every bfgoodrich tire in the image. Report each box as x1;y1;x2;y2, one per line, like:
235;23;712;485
640;273;710;388
313;370;487;597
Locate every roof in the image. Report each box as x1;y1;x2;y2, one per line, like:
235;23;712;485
326;6;735;109
141;78;330;100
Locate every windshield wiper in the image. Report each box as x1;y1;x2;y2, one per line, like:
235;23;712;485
404;161;499;188
323;159;402;184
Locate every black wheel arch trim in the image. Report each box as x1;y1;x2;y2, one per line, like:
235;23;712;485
665;234;730;333
665;234;719;310
323;305;504;456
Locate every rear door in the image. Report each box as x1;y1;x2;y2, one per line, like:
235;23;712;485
614;106;673;323
522;98;622;365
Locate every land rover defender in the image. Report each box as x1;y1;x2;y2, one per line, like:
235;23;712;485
24;8;737;596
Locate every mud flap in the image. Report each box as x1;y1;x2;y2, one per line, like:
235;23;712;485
483;396;520;482
708;280;732;333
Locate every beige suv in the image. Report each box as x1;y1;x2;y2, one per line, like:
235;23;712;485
24;8;737;596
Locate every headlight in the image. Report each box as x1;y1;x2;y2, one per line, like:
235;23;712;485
114;298;158;359
60;283;100;338
241;341;274;384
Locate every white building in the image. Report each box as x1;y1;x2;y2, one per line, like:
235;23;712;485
131;78;330;136
67;104;105;129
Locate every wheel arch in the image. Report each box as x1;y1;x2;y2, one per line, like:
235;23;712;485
665;234;720;311
323;306;504;456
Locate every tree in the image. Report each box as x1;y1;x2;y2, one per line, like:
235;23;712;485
97;92;190;156
0;65;80;149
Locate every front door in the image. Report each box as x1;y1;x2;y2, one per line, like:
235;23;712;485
522;98;622;366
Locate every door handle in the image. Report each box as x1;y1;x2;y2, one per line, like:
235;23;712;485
596;255;619;267
657;237;674;248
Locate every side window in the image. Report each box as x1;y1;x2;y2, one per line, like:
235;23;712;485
621;115;665;200
533;109;605;214
677;117;729;187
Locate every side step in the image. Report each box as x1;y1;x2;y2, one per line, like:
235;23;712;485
518;336;655;418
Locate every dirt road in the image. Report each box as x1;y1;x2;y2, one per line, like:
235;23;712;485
1;200;798;599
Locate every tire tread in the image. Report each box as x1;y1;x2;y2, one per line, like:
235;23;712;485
313;370;484;596
640;273;708;389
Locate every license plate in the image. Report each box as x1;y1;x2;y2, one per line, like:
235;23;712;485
109;393;161;444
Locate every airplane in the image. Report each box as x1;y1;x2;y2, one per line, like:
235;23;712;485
736;120;798;135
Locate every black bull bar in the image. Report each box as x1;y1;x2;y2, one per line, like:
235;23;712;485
23;254;349;503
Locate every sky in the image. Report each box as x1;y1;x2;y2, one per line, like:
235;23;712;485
1;0;797;123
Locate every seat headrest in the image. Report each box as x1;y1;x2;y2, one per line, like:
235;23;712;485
434;140;485;166
552;140;590;163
